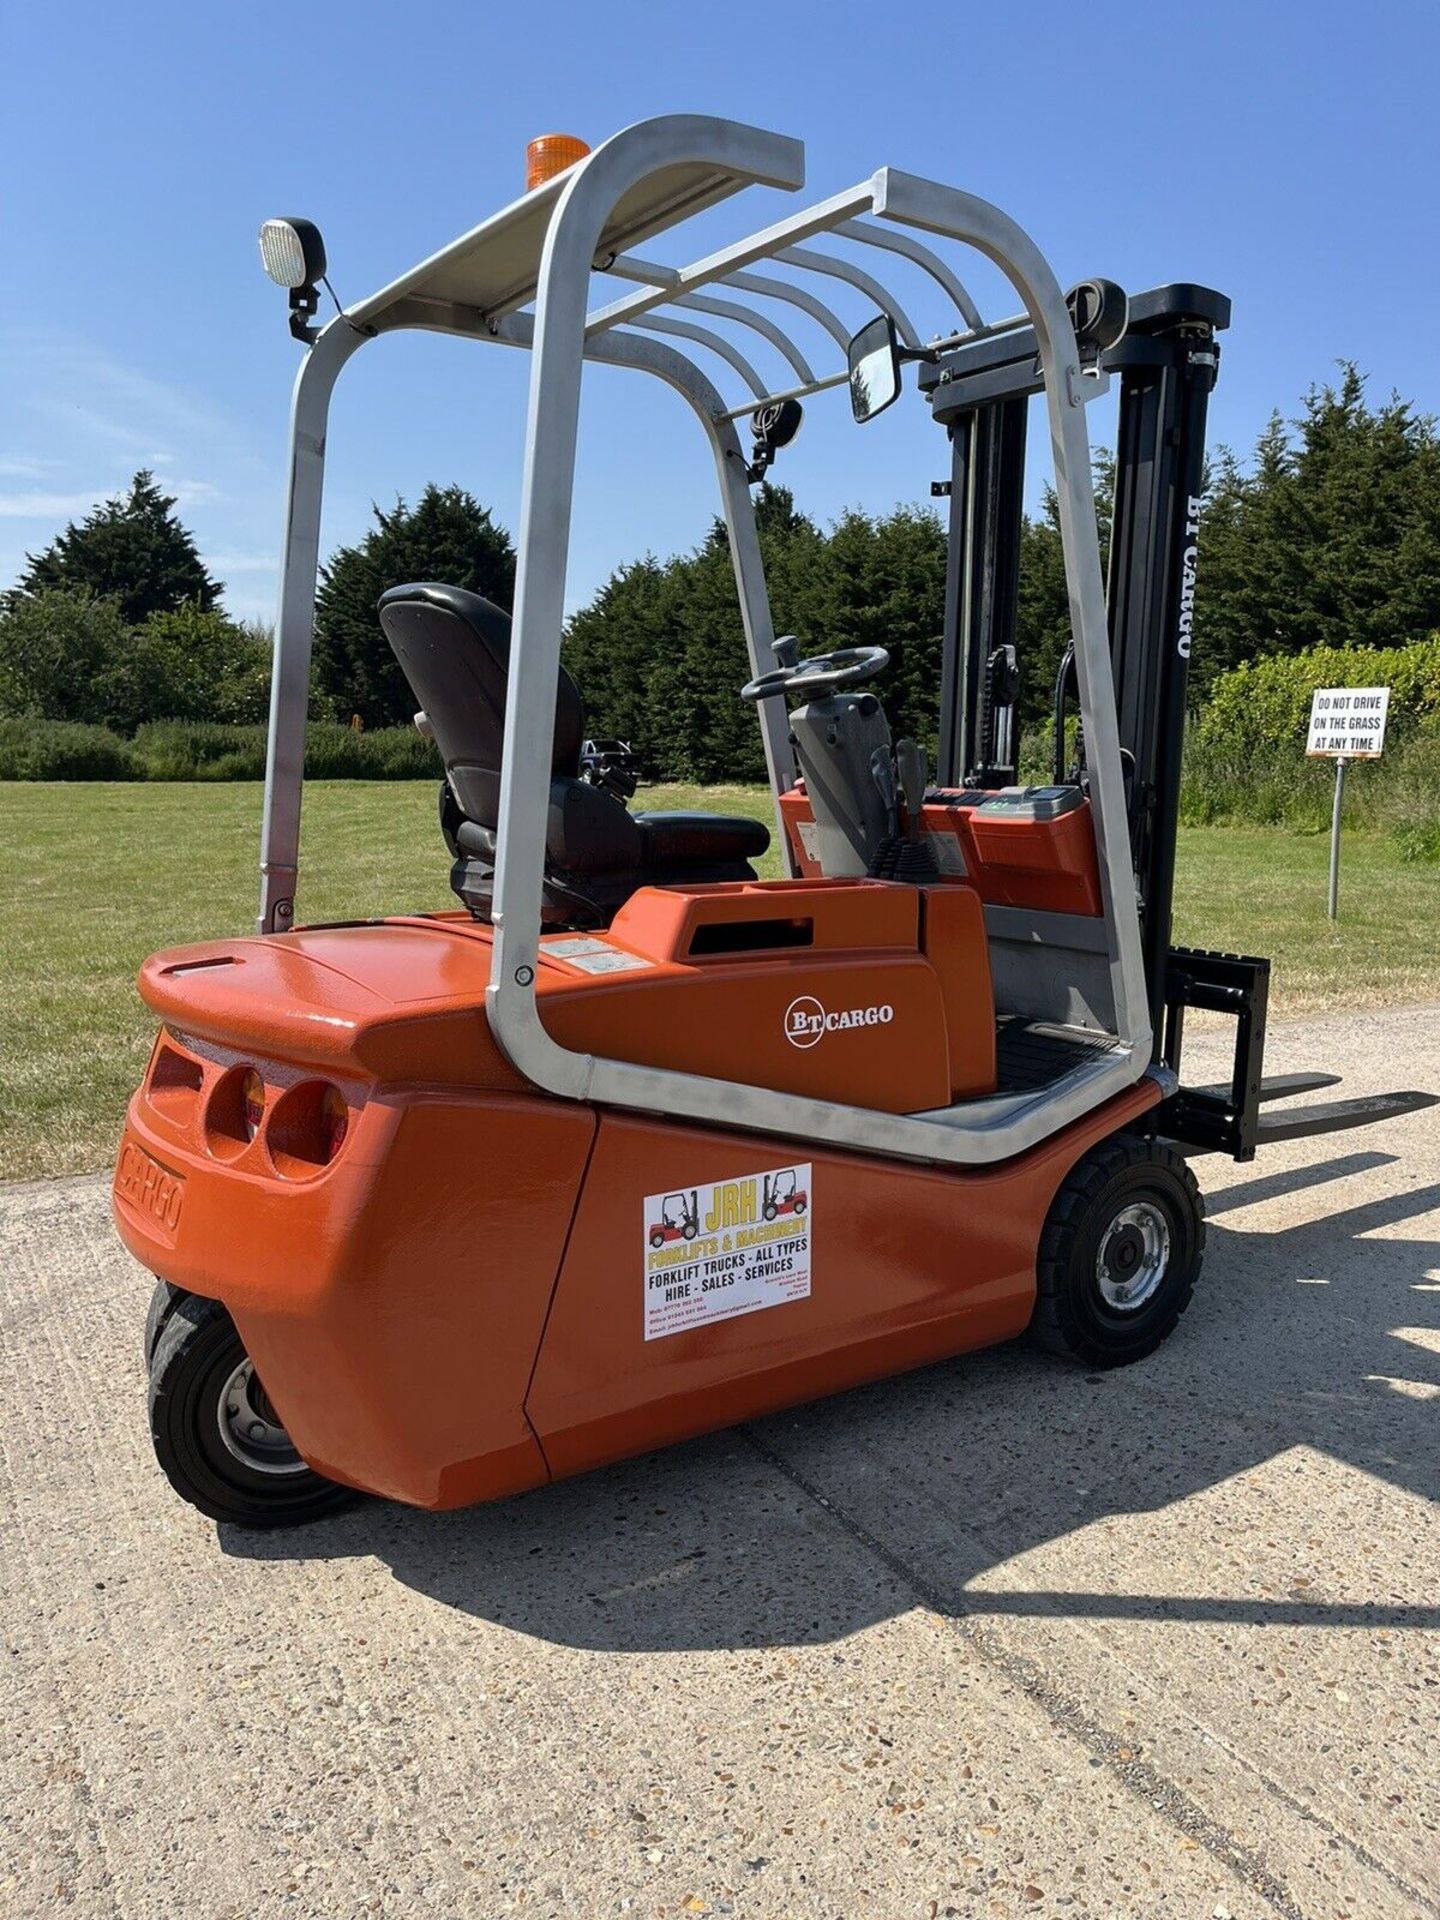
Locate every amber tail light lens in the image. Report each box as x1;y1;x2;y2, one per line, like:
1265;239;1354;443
323;1085;349;1155
242;1070;265;1139
267;1082;352;1178
205;1065;266;1161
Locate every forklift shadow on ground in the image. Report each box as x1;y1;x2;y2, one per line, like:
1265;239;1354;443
222;1151;1440;1650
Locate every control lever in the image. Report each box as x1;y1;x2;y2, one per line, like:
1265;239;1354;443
866;739;940;884
772;635;799;669
870;746;899;838
895;738;927;839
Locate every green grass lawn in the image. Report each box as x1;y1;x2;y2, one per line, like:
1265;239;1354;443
2;780;1435;1182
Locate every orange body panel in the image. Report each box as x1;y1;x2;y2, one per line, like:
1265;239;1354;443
543;879;995;1107
116;1071;595;1507
918;886;995;1101
778;786;1104;917
114;893;1155;1511
610;876;920;956
137;879;995;1110
527;1084;1157;1481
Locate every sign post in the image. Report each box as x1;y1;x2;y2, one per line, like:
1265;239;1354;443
1305;686;1390;920
1327;754;1348;921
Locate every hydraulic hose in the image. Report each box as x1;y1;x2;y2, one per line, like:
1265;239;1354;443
1052;641;1077;785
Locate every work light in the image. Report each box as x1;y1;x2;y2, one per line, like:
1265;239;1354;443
258;218;326;290
258;217;329;341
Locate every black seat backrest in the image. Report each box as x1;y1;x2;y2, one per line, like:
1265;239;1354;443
377;582;584;829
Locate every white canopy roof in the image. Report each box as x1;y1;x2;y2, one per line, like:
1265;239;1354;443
347;137;805;332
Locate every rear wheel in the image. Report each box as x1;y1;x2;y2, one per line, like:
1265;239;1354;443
1029;1133;1204;1368
148;1294;356;1528
143;1279;190;1370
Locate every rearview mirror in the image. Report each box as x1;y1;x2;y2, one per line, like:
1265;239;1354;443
847;315;901;424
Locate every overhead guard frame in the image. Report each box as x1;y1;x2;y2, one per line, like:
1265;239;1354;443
259;113;1157;1168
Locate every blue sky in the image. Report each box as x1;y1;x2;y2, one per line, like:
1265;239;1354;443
2;0;1436;625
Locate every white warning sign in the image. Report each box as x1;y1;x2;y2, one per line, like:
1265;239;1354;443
1305;686;1390;758
922;824;968;875
643;1164;812;1342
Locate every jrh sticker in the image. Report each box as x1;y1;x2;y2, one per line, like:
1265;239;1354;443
642;1164;812;1342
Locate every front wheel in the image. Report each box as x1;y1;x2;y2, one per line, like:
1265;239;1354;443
1029;1133;1204;1368
148;1294;357;1528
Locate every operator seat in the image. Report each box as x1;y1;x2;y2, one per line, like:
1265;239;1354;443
378;582;769;929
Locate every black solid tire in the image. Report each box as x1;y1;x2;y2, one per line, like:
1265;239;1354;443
143;1279;190;1371
1029;1131;1205;1368
148;1294;357;1528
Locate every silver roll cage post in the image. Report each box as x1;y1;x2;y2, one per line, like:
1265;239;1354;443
259;315;367;934
258;114;1153;1168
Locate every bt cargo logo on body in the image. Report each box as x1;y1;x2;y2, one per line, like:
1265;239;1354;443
784;994;894;1049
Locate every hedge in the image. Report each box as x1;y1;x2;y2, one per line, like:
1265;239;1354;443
0;719;441;782
2;642;1436;863
1195;637;1440;758
1015;638;1440;861
1182;637;1440;852
0;718;141;781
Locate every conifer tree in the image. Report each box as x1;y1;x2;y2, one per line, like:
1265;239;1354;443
18;471;221;624
313;486;516;726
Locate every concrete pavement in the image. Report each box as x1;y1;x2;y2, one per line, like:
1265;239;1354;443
2;1005;1437;1919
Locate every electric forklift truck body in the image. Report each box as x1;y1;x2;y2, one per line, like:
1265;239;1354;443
115;117;1433;1526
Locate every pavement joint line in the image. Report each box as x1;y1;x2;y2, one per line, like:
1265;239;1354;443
740;1427;1440;1920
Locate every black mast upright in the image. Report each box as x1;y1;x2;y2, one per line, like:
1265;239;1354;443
936;398;1027;788
1103;285;1229;1051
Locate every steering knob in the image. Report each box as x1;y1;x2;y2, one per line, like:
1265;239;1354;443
741;643;890;702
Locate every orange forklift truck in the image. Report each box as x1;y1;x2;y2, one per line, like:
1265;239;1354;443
114;119;1434;1526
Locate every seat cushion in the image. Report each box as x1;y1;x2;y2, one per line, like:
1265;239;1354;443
461;802;770;872
636;811;770;866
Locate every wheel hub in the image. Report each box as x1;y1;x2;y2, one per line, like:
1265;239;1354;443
1095;1201;1170;1312
216;1358;307;1477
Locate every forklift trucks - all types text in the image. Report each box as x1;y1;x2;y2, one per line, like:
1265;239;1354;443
114;118;1434;1527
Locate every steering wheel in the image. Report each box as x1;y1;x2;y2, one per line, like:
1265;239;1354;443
741;644;890;702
